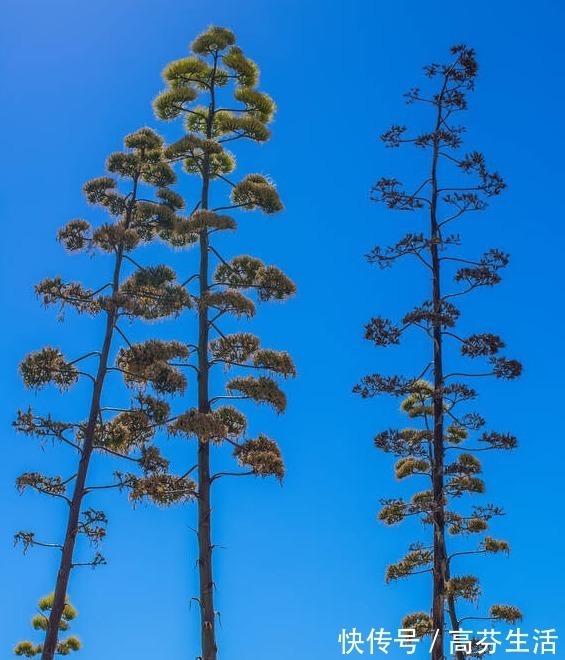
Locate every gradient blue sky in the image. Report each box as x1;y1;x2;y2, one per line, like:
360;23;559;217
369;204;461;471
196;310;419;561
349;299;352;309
1;0;564;657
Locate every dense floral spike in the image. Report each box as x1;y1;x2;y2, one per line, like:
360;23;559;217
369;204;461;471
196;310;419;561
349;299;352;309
153;26;295;660
355;46;521;658
15;128;191;660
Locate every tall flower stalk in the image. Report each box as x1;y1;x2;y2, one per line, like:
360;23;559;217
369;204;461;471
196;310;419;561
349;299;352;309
153;26;296;660
355;46;522;658
15;128;195;659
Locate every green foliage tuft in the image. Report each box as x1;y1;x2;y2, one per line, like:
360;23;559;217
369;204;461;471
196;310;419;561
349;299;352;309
482;536;510;555
117;340;190;394
95;221;141;252
401;612;432;637
57;219;92;252
119;265;191;320
447;575;482;603
191;26;236;55
156;187;185;210
162;57;212;89
234;435;284;480
231;174;283;213
35;277;100;316
394;457;430;479
386;547;433;582
83;176;116;204
183;210;236;233
226;375;287;413
201;289;256;318
124;127;164;151
400;381;434;418
210;332;260;365
169;409;229;442
129;473;196;507
57;636;82;654
101;410;154;453
215;406;247;439
214;255;295;301
153;88;198;120
489;604;522;624
14;641;40;657
215;113;270;142
378;498;409;525
106;152;141;179
446;423;468;444
252;349;296;378
16;595;79;657
20;348;79;391
234;87;276;122
31;615;50;631
223;46;259;86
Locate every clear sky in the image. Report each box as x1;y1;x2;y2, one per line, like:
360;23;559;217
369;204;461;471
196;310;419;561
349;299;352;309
1;0;564;658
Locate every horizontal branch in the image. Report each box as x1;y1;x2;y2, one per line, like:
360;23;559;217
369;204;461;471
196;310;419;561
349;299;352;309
211;470;254;483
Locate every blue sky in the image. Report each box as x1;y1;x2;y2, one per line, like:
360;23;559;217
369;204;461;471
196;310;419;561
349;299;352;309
1;0;564;657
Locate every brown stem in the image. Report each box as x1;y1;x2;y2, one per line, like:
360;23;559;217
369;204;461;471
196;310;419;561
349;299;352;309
429;54;468;660
196;49;218;660
430;75;448;660
444;550;465;660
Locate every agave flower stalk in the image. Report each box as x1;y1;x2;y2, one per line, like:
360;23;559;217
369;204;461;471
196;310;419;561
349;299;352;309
15;128;196;659
355;46;522;659
154;26;296;660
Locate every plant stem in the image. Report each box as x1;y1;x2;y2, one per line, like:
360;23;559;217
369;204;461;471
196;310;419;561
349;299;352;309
41;174;139;660
430;79;447;660
196;50;218;660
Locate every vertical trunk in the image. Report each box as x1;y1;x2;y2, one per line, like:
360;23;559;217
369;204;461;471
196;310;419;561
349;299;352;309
430;100;447;660
445;553;465;660
41;176;138;660
196;54;218;660
41;309;116;660
196;223;216;660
